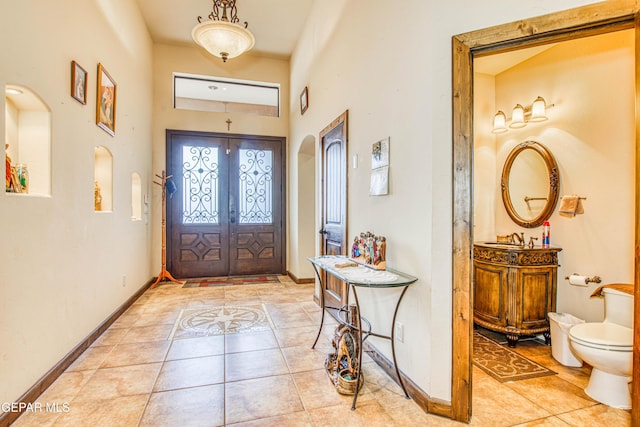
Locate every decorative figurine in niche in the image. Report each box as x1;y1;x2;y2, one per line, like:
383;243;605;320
94;181;103;211
350;231;387;270
16;164;29;193
5;144;11;191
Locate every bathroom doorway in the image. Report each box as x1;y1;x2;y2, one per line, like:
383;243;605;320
452;4;640;423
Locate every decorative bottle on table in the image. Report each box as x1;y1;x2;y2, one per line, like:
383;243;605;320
542;221;550;247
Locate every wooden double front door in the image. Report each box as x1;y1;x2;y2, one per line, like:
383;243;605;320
166;130;285;278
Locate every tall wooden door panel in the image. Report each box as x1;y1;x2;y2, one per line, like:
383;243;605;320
167;130;285;278
320;112;348;310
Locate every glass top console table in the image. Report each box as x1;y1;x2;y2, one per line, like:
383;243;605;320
307;255;417;409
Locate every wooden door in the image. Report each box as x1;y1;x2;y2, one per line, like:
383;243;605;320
166;130;285;278
319;111;348;309
228;137;284;275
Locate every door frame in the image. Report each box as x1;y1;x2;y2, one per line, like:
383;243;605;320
452;3;640;423
165;129;287;277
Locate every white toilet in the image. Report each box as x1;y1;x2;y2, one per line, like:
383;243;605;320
568;287;634;409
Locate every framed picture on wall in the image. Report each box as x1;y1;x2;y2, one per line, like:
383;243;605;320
96;63;116;136
71;61;87;105
300;86;309;115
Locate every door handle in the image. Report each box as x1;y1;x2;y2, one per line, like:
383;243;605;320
229;194;236;223
319;228;328;235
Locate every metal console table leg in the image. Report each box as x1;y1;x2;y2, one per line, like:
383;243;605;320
310;263;325;349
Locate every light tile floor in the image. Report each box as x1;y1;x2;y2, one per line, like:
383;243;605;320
11;277;632;426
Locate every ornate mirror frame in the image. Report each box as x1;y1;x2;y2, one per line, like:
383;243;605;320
500;141;559;228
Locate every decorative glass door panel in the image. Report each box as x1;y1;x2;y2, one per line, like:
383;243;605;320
182;145;220;224
167;130;284;278
238;148;273;224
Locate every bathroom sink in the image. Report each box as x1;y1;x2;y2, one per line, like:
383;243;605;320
479;242;529;248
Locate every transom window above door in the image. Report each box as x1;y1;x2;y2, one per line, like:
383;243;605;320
173;73;280;117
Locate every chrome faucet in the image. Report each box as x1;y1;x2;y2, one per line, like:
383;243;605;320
509;232;525;246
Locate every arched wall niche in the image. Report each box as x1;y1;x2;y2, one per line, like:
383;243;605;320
94;146;113;212
4;84;51;196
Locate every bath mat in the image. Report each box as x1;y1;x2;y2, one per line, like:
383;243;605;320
182;275;280;288
169;304;273;339
473;332;556;382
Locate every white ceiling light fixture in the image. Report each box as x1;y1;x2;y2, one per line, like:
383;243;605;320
192;0;255;63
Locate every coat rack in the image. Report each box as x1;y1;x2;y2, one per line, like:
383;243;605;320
151;170;184;288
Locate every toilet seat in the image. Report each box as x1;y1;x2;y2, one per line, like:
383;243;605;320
569;322;632;351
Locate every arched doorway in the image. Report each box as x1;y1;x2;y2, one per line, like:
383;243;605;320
294;135;316;282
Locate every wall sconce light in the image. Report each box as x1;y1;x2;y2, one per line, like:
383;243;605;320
509;104;526;128
492;96;553;134
492;111;507;134
529;96;548;122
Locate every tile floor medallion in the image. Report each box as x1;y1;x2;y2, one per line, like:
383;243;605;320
170;304;273;339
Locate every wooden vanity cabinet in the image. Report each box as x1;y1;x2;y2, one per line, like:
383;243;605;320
473;243;562;347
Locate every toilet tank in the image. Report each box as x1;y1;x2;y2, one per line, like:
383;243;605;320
603;287;634;328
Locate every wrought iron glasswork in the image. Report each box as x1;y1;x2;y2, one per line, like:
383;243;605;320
238;148;273;224
182;145;219;224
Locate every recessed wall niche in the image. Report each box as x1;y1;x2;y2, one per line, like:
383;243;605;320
131;172;142;220
5;85;52;196
94;146;113;212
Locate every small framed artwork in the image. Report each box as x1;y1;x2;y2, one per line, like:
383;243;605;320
300;86;309;115
71;61;87;104
371;137;390;169
96;63;116;136
370;137;390;196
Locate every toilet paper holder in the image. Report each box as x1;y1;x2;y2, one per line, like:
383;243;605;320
564;274;601;284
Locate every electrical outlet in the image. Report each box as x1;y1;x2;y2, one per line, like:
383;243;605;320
395;322;404;342
122;275;127;287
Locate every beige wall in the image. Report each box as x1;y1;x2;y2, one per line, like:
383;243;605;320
475;30;635;322
288;0;602;401
0;0;154;404
0;0;607;409
150;44;290;274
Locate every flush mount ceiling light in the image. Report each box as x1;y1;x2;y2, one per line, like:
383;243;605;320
491;96;554;134
192;0;255;63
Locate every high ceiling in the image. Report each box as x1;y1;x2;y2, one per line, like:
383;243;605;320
135;0;314;58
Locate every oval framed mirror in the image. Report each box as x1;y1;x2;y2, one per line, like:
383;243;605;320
501;141;560;228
